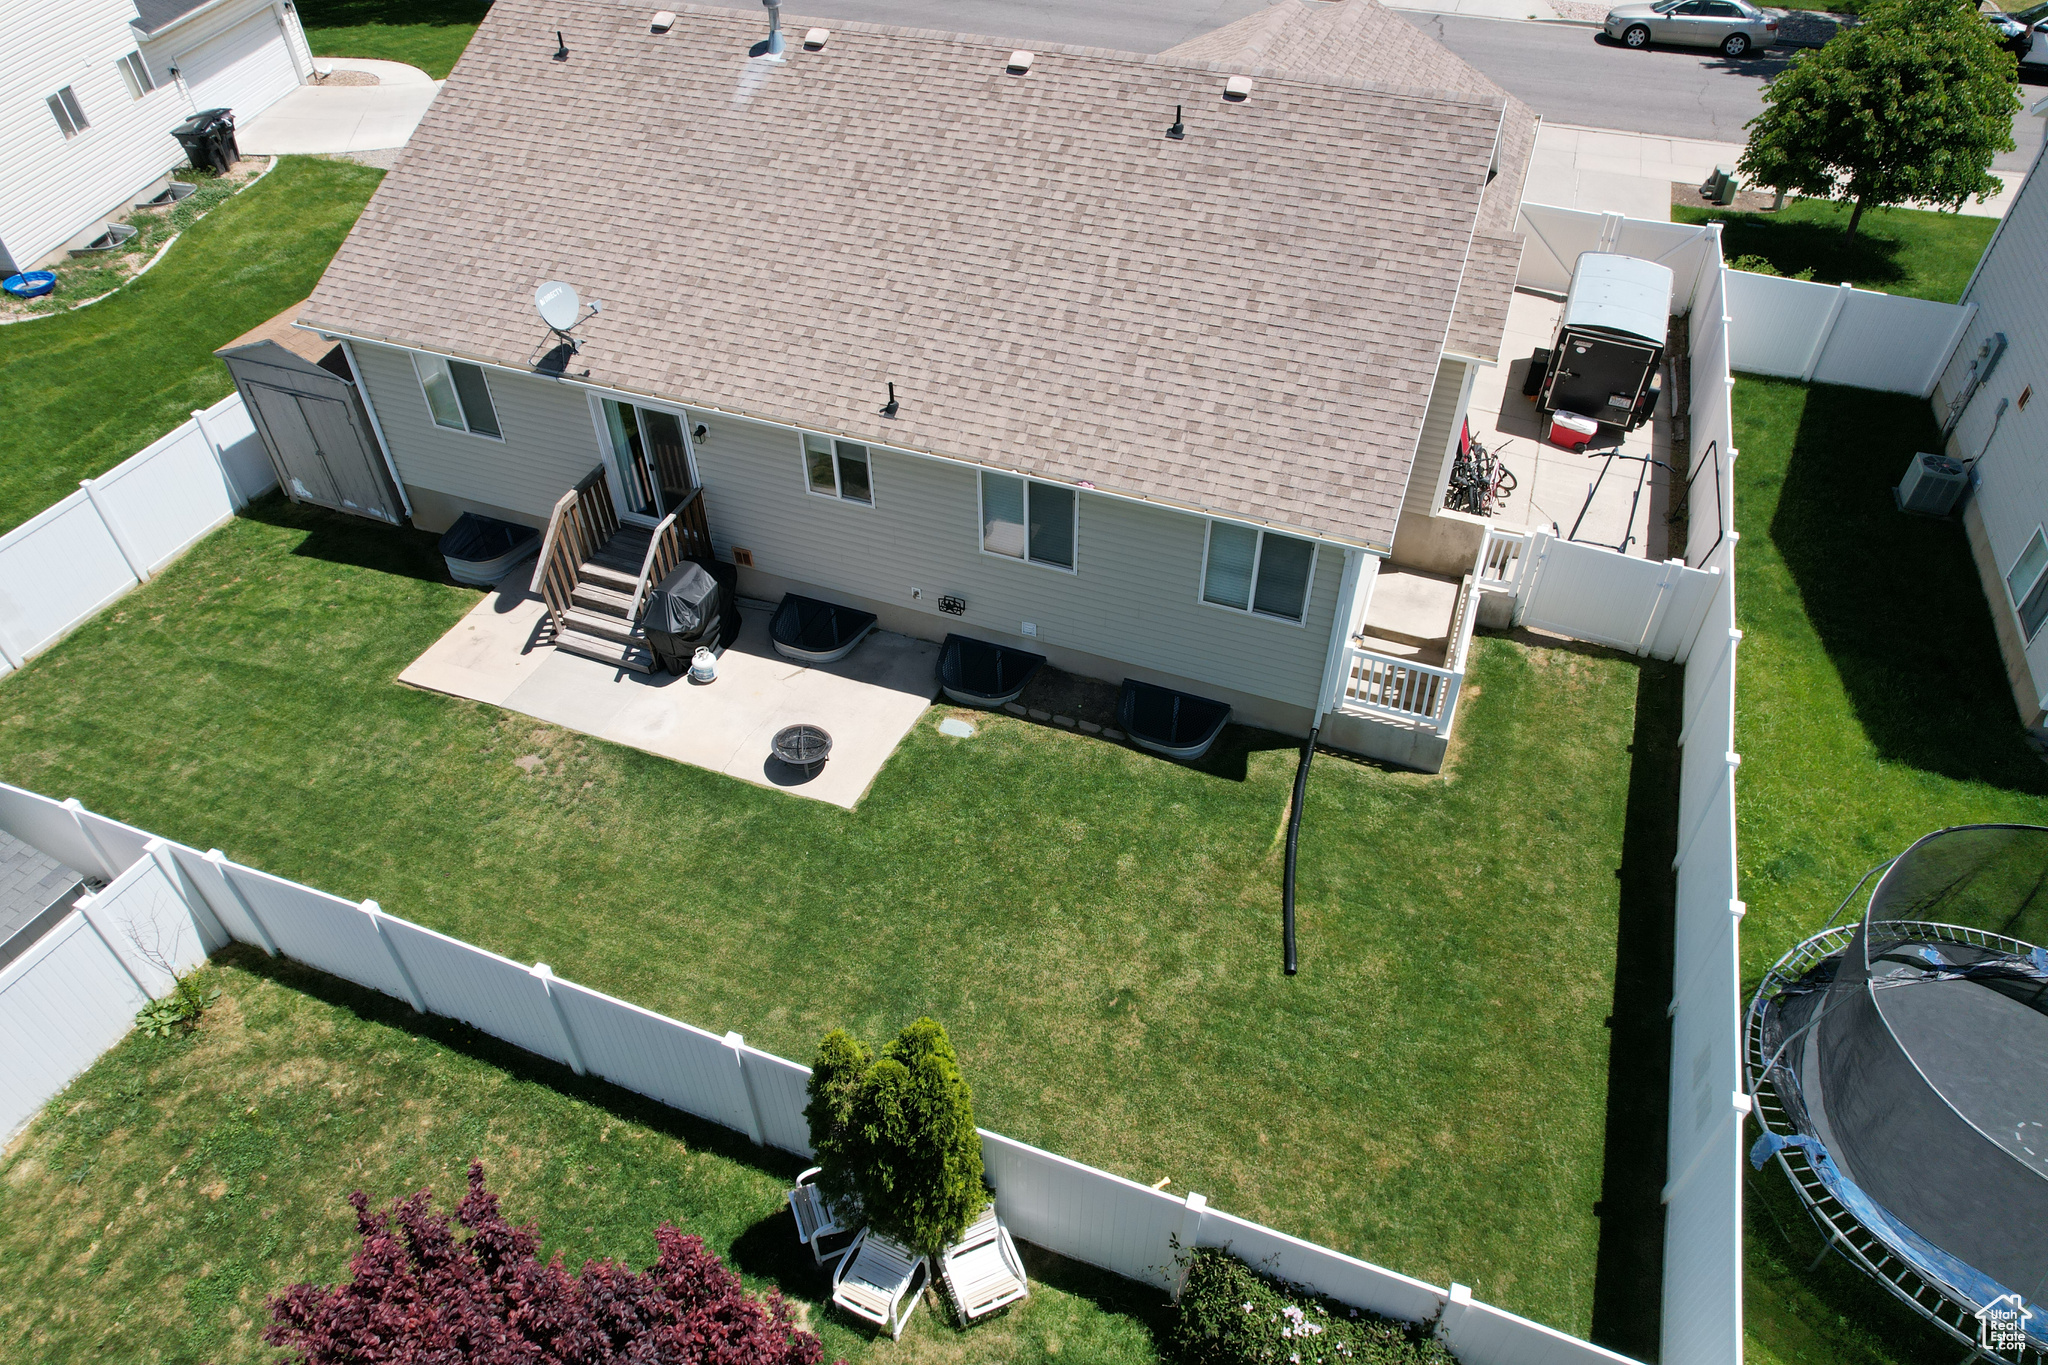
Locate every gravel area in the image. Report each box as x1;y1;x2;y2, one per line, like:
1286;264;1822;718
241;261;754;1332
1549;0;1612;22
312;69;380;86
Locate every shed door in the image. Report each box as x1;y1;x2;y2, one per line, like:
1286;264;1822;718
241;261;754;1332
181;9;299;122
246;382;400;524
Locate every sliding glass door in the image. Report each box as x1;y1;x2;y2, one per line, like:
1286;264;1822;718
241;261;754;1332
599;398;695;521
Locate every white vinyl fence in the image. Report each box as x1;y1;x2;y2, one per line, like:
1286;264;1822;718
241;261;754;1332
1722;270;1974;397
1507;207;1748;1365
0;778;1642;1365
0;391;274;676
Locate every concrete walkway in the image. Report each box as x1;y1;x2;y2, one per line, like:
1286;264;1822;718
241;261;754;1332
238;59;441;156
400;566;937;809
1524;121;2027;222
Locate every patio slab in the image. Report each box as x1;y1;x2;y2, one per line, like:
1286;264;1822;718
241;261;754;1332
400;570;936;809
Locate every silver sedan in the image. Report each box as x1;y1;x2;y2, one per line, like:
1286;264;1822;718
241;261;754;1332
1604;0;1778;57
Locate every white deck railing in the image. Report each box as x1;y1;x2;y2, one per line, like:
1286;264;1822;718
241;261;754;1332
1337;647;1462;734
1478;527;1529;594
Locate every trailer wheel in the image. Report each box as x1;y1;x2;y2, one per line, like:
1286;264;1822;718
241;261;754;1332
1623;23;1650;46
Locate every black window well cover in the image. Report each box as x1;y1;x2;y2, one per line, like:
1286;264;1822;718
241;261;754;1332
438;512;537;565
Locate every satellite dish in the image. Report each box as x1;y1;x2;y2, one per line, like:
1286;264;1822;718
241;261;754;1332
535;280;582;333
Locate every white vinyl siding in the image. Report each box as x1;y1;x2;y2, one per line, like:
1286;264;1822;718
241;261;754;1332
118;51;155;98
351;342;604;521
2008;528;2048;642
688;409;1340;710
178;7;299;119
1401;358;1468;520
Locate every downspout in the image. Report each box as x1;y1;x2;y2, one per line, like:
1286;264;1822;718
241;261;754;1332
335;336;416;522
1285;549;1369;976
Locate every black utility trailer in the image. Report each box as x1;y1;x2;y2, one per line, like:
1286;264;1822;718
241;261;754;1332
1535;252;1673;430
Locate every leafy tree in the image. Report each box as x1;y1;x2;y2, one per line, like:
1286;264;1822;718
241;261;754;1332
1739;0;2017;239
265;1162;832;1364
804;1018;986;1254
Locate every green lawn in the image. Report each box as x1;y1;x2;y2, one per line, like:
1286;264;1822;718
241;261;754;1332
1673;198;1998;303
0;951;1164;1365
0;157;383;536
298;0;490;80
0;496;1667;1352
1732;373;2048;1365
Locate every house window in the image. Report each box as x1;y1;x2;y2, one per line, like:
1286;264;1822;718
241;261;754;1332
801;433;873;505
119;52;155;98
47;87;89;138
1201;522;1316;623
413;354;501;438
980;471;1075;570
2007;528;2048;642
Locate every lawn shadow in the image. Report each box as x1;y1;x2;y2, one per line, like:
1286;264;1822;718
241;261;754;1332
1588;661;1680;1360
1768;382;2048;794
238;492;461;586
1701;213;1909;290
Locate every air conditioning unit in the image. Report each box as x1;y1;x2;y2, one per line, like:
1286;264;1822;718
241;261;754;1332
1896;452;1969;517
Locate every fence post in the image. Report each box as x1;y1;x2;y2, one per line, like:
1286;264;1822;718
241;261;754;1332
190;405;246;509
1436;1282;1474;1347
1677;627;1742;750
1801;283;1853;382
724;1031;768;1146
531;963;587;1075
61;797;123;879
205;849;279;956
78;477;151;585
146;837;229;951
364;899;428;1013
1171;1191;1208;1298
1673;753;1741;871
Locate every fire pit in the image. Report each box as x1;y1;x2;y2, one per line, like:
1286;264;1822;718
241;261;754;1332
771;724;833;780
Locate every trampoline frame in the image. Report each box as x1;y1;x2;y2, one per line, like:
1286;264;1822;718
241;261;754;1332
1746;917;2046;1365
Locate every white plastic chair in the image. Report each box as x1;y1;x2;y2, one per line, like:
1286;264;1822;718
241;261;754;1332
939;1205;1030;1322
786;1167;855;1266
830;1228;930;1339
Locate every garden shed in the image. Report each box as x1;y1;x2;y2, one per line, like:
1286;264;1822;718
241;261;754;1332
215;302;406;525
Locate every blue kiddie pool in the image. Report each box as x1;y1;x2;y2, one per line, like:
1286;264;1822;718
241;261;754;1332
3;272;56;300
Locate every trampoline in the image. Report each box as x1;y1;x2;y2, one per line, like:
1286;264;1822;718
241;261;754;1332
1747;825;2048;1363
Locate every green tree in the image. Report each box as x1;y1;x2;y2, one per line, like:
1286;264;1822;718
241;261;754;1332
1738;0;2016;239
803;1018;986;1254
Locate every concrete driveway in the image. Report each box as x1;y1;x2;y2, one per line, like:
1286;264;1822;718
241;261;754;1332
238;59;441;156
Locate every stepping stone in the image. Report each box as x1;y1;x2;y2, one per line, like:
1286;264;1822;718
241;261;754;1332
939;717;976;738
1004;702;1028;716
1054;715;1076;728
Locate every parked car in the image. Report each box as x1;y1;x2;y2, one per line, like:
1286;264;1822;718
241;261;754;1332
1986;10;2032;54
2002;1;2048;66
1604;0;1777;56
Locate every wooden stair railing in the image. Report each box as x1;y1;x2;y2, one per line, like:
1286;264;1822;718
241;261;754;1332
531;465;619;634
626;486;716;621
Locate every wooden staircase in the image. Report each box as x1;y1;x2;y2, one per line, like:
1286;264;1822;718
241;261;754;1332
531;466;715;674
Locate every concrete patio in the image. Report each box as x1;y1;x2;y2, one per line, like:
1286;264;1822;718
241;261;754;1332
237;59;441;157
1467;288;1678;559
400;564;937;809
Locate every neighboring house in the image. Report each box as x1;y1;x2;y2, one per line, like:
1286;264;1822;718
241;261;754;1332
0;830;88;973
1936;137;2048;729
294;0;1536;759
0;0;313;274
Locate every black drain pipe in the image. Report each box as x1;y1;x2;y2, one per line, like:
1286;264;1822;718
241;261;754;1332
1281;725;1317;976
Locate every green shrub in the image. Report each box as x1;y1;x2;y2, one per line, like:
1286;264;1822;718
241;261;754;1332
1170;1248;1455;1365
1729;254;1816;282
804;1018;985;1254
134;971;220;1038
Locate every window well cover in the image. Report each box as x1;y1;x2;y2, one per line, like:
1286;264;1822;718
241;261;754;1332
1562;252;1673;346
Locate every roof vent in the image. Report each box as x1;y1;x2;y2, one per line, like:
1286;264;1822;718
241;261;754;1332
1224;74;1253;101
1007;50;1034;75
650;10;676;31
804;27;829;49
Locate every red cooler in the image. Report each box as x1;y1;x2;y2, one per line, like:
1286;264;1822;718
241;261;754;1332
1548;410;1598;451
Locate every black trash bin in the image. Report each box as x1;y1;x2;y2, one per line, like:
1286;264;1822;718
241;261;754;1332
170;108;239;176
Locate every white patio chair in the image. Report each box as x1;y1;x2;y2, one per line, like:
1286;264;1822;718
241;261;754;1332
830;1227;930;1339
938;1204;1030;1323
785;1166;855;1266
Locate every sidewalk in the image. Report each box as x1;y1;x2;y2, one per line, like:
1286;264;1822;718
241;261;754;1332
238;59;442;157
1524;121;2027;221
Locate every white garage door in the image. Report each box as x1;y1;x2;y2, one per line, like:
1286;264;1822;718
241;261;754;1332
181;8;299;122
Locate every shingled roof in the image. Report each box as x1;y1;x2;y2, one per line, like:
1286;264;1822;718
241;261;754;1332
301;0;1512;552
